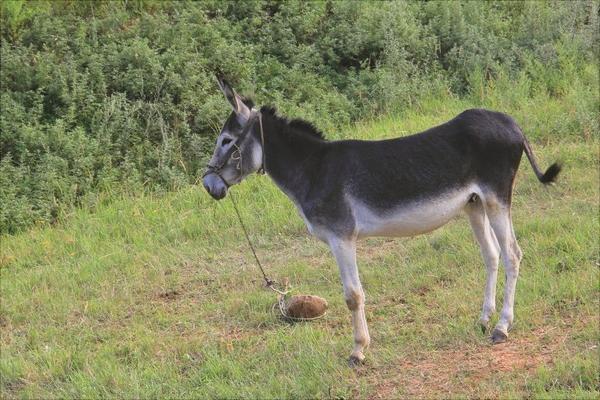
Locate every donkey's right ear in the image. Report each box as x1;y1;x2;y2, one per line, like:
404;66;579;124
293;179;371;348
217;76;234;102
216;77;245;113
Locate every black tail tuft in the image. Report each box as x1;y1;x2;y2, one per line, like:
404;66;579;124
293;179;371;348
539;162;562;184
523;138;562;185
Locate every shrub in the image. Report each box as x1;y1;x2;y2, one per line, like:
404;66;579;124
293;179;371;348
0;0;597;234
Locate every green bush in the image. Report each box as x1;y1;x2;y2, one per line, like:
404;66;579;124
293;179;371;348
0;0;598;234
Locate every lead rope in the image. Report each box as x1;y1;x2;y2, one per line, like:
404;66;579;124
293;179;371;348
229;193;287;295
229;190;326;322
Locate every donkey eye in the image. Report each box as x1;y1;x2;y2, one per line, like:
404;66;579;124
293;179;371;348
222;138;232;146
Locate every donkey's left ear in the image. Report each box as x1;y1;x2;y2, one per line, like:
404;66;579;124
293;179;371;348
216;76;251;123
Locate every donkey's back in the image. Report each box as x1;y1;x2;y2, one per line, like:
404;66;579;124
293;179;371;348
330;109;525;206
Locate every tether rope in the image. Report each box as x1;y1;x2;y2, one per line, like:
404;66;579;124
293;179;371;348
229;192;287;295
229;192;326;321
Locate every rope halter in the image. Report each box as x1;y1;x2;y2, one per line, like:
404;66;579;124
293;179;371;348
202;109;265;187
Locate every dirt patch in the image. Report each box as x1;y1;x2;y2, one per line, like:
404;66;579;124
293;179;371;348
0;313;9;328
368;323;580;399
358;238;400;261
158;289;181;300
2;377;27;397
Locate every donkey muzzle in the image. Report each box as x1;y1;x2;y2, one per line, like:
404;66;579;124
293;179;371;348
203;173;228;200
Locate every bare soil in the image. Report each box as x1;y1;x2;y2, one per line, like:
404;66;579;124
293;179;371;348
367;317;594;399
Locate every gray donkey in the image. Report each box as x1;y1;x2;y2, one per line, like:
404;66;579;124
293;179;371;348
203;78;561;365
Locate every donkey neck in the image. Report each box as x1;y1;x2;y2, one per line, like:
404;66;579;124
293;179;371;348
259;113;326;202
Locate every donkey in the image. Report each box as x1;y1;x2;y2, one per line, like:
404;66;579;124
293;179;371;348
203;78;561;365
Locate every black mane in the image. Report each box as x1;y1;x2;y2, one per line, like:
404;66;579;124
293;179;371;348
241;97;255;109
260;106;326;141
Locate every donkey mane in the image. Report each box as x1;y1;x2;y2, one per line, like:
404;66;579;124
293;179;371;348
260;106;326;141
241;97;255;109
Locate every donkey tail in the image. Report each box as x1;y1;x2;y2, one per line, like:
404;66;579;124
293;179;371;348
523;138;562;184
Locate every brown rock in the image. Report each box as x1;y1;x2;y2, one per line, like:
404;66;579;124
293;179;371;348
285;295;328;319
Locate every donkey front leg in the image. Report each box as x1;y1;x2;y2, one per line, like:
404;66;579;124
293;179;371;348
328;237;370;366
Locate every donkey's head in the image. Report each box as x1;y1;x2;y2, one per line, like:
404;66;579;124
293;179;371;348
202;78;263;200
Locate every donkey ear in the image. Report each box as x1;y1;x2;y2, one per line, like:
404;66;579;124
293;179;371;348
216;76;250;122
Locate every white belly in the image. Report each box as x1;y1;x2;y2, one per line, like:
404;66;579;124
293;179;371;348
349;184;480;238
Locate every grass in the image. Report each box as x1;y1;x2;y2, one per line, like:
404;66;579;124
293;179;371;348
1;93;598;398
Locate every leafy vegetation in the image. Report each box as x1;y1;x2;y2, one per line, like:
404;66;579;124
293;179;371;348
1;0;598;233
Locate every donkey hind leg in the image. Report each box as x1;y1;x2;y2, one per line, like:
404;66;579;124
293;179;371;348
328;237;370;366
466;198;500;332
484;198;523;344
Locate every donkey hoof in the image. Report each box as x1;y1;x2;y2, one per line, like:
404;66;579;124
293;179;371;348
491;328;508;344
348;353;365;368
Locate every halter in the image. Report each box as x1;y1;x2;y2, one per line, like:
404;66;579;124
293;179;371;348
202;109;265;187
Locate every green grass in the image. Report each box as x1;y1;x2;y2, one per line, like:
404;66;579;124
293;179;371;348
1;96;598;398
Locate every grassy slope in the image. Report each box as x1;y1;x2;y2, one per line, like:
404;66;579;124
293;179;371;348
1;95;598;399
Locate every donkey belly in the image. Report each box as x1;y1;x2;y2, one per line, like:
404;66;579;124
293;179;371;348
350;185;479;238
